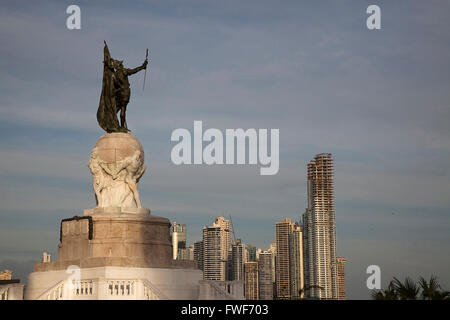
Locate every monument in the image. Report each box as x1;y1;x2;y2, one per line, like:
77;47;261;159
97;41;148;133
23;42;243;300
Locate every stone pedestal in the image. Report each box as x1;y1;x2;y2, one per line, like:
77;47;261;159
34;210;175;272
27;207;203;300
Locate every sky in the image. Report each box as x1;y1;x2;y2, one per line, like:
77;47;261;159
1;0;450;299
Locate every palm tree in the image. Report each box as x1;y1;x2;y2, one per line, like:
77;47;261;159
371;275;450;300
419;276;450;300
371;280;398;300
433;290;450;300
392;277;419;300
419;276;441;300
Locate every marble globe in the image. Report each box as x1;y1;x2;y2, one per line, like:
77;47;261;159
94;132;145;164
87;132;148;213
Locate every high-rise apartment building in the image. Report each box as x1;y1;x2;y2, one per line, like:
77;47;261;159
216;216;232;280
302;208;313;297
202;216;231;281
215;216;232;260
231;240;247;281
244;262;259;300
194;240;204;271
336;257;346;300
289;223;304;299
275;218;294;299
170;221;186;260
178;245;194;261
302;153;338;299
268;241;277;298
0;270;12;280
268;241;277;283
202;224;225;281
255;248;262;261
258;251;273;300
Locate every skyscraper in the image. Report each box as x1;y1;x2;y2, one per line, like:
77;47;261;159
258;251;273;300
178;245;194;261
336;257;346;300
202;225;224;281
215;216;232;261
194;240;204;271
302;153;338;299
202;216;231;281
289;223;304;299
255;248;262;261
170;221;186;260
275;218;294;299
302;207;313;297
231;239;247;281
244;262;259;300
268;241;277;284
216;216;232;280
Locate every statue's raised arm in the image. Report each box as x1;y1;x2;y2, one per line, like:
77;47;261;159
126;58;148;76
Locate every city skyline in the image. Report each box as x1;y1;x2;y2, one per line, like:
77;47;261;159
1;0;450;300
170;152;342;300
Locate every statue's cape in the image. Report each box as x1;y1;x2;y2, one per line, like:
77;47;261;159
97;43;120;132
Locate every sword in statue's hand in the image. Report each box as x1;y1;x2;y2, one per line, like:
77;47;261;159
143;48;149;91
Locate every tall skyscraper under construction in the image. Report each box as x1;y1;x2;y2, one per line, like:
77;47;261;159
302;153;338;299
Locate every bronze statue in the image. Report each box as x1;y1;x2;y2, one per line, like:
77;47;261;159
97;41;148;132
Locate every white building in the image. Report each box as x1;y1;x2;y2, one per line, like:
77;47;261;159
171;221;187;260
289;224;304;299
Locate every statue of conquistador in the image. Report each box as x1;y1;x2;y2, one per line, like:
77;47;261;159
97;41;148;133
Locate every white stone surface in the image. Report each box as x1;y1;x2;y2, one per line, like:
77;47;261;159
88;133;146;209
25;266;203;300
0;283;24;300
83;207;150;216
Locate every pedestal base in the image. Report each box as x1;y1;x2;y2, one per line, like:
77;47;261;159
34;208;181;272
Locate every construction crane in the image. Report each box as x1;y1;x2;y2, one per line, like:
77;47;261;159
228;214;237;243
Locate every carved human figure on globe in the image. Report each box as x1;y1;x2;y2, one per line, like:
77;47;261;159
97;41;148;133
88;147;109;207
88;136;147;210
100;150;146;208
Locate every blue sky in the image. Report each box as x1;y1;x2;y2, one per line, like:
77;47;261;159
1;0;449;299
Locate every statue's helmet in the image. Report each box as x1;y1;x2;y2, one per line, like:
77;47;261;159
112;59;124;69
